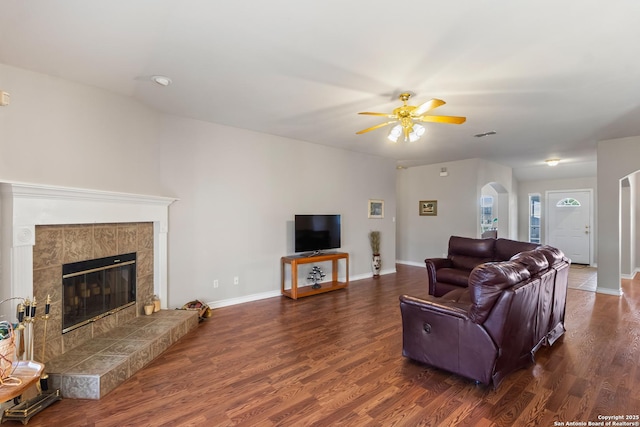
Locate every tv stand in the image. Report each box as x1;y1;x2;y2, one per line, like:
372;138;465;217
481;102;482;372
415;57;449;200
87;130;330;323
281;252;349;299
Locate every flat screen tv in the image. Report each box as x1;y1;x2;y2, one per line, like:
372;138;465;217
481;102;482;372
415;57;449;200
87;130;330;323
294;214;341;254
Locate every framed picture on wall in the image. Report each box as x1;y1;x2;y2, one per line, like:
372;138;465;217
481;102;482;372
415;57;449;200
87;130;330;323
419;200;437;216
368;199;384;219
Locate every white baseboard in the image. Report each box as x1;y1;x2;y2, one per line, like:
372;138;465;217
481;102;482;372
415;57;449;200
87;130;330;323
206;268;398;309
395;260;424;267
595;286;623;296
207;290;281;309
350;268;397;282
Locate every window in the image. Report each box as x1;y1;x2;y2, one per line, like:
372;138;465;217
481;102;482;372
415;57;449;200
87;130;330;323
556;197;581;207
529;194;541;244
480;196;495;232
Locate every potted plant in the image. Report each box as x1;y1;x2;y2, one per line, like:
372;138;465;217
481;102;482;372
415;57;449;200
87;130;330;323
369;231;381;277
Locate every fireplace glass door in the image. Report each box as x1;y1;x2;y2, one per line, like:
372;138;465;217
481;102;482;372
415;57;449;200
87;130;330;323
62;252;136;333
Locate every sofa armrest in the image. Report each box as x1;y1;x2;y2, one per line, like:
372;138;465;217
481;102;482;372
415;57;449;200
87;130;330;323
424;257;451;295
399;294;469;319
399;293;497;384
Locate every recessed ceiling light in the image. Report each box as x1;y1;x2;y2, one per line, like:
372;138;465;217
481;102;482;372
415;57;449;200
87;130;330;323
545;159;561;166
151;75;172;86
474;131;497;138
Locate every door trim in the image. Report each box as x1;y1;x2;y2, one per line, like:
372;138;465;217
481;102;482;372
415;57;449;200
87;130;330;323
545;188;594;266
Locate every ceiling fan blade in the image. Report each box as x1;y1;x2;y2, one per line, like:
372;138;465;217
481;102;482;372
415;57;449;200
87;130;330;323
416;115;467;125
356;120;398;134
358;112;397;118
412;99;446;116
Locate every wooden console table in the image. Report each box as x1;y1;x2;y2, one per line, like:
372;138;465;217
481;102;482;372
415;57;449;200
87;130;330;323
281;252;349;299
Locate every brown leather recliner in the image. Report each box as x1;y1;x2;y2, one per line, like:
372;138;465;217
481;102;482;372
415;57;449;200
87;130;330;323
425;236;539;297
400;246;570;387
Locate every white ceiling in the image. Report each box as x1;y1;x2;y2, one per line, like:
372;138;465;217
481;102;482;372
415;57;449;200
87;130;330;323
2;1;639;181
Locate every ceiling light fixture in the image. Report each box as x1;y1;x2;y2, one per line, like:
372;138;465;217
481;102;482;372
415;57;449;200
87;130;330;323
388;124;403;143
357;92;466;143
387;123;426;143
151;75;172;86
545;158;560;166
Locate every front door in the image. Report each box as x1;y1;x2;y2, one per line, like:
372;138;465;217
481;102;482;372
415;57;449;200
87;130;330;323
546;190;592;264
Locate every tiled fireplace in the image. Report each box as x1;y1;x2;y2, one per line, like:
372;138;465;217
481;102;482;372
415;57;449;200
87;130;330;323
0;182;176;362
33;222;154;362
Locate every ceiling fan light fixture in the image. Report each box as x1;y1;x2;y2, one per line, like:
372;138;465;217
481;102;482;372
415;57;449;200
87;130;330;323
546;158;560;166
388;124;402;142
357;92;465;141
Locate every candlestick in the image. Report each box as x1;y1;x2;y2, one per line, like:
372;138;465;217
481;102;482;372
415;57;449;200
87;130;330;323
24;299;31;321
17;302;25;323
31;296;37;318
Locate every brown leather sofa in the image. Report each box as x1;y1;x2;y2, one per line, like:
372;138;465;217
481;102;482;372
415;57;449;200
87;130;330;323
425;236;539;297
400;244;570;387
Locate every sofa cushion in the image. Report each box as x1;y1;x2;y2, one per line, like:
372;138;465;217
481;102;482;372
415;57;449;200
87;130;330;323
510;250;549;276
450;254;493;271
535;245;566;266
494;238;539;261
441;288;471;304
468;261;531;324
449;236;495;258
436;268;472;287
448;236;495;271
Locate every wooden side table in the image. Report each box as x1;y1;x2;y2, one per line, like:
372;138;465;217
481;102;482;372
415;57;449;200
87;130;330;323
281;252;349;299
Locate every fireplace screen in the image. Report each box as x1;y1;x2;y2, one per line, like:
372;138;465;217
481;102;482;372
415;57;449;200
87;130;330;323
62;252;136;334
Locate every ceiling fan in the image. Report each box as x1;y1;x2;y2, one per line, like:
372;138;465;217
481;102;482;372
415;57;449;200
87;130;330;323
356;92;466;142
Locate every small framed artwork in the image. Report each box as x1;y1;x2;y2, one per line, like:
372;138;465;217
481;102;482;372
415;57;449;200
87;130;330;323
419;200;437;216
368;199;384;219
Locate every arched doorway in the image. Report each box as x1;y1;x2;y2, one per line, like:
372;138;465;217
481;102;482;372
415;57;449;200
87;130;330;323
480;182;509;238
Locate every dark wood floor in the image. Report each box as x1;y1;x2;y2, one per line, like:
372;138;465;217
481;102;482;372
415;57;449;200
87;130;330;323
16;264;640;426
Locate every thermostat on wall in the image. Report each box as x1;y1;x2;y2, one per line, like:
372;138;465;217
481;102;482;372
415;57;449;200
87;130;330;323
0;91;10;106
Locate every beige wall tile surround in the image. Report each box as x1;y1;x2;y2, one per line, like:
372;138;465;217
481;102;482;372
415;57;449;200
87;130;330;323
62;225;94;263
137;223;153;251
117;224;138;254
33;227;64;270
137;249;153;277
93;225;117;258
32;222;154;362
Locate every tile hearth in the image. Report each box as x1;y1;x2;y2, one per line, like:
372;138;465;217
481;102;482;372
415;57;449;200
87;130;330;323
45;309;199;399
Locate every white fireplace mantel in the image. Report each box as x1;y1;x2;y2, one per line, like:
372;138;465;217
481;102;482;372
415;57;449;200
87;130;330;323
0;182;176;316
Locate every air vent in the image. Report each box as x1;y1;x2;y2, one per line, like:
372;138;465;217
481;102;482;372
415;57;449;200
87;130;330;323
474;131;497;138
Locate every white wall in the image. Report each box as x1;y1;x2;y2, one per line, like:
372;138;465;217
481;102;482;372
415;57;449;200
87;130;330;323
477;160;518;239
0;64;398;309
636;174;640;274
0;63;164;195
597;136;640;294
396;158;515;265
621;178;631;277
621;172;639;279
158;115;397;307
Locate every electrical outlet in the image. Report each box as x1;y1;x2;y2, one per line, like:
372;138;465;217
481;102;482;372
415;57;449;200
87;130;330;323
213;279;219;288
233;276;239;285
